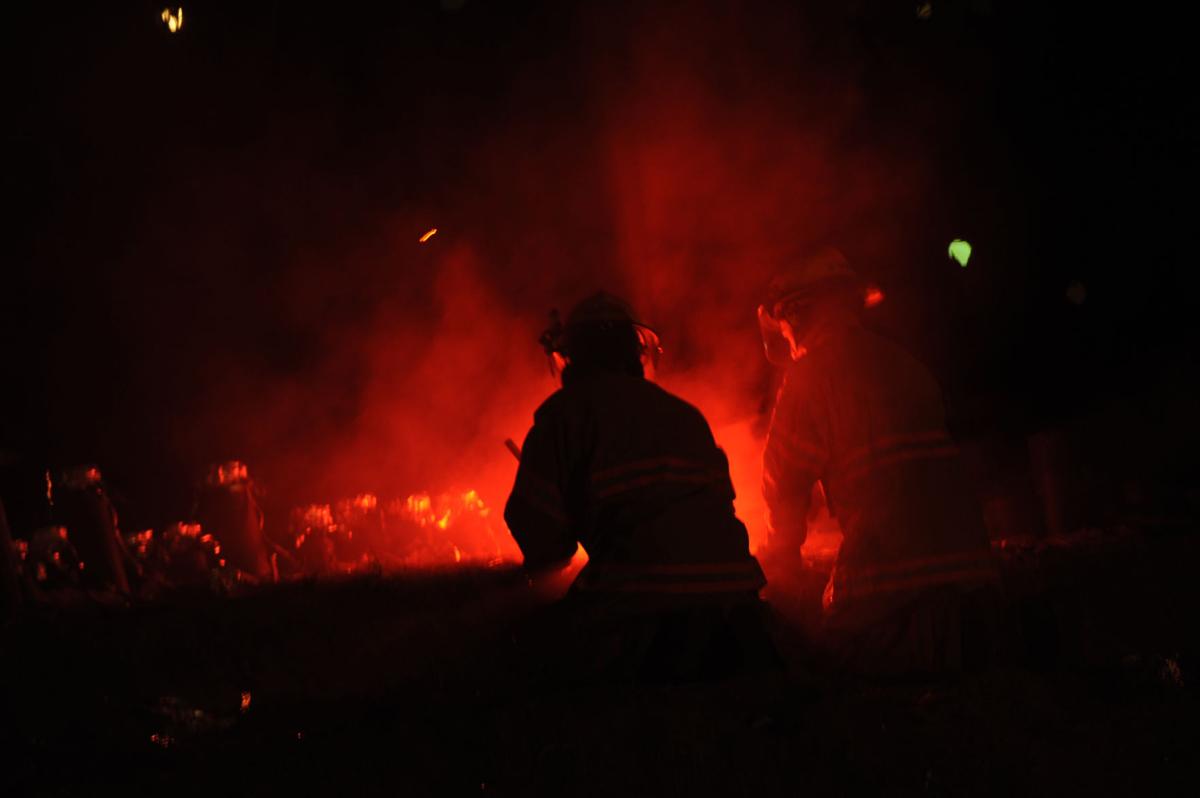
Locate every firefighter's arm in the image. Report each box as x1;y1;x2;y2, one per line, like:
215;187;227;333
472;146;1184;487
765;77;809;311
503;419;578;571
761;368;829;560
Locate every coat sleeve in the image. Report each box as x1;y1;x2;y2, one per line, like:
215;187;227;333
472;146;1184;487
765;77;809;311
762;364;830;554
504;410;578;570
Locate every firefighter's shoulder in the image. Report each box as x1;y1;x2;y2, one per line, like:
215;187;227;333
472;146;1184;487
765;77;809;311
531;388;570;426
642;380;718;434
530;378;606;424
779;348;826;392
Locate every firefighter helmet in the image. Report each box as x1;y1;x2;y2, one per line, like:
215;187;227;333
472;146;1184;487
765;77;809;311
540;292;663;378
565;291;643;329
762;247;861;319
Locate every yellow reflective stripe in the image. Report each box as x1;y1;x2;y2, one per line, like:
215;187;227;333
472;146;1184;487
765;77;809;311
852;549;993;579
596;471;720;500
842;566;999;600
833;550;998;602
836;430;958;483
766;428;827;476
592;457;722;500
593;456;711;484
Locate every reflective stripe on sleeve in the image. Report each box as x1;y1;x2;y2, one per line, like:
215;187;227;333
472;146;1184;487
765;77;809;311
829;548;999;606
765;427;827;479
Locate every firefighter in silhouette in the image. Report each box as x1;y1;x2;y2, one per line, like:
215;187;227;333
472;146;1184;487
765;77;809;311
758;248;999;676
505;292;773;681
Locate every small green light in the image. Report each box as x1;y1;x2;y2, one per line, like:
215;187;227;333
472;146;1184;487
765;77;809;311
948;239;972;267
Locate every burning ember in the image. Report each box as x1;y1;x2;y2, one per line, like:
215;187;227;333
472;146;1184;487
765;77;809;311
161;7;184;34
278;488;509;576
384;489;504;566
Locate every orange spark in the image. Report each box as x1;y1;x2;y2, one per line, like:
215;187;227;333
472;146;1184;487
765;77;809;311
161;7;184;33
419;228;438;243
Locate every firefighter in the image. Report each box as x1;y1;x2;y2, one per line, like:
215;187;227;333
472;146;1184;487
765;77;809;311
758;248;1000;676
505;292;773;681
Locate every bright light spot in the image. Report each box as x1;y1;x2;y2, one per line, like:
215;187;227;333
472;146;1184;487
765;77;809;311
161;7;184;33
453;545;463;563
419;228;438;243
1066;280;1087;305
240;691;252;712
948;239;972;267
864;285;886;308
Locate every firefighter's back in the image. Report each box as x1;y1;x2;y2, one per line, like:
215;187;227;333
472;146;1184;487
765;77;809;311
813;326;992;604
545;370;759;573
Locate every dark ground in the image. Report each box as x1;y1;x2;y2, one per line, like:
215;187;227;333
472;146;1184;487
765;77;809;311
3;526;1198;797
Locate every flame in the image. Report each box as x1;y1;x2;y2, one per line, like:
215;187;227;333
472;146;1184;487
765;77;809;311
419;228;438;243
374;489;509;566
864;285;885;308
168;522;203;538
300;504;335;528
280;489;509;572
161;7;184;33
404;493;436;525
240;691;252;712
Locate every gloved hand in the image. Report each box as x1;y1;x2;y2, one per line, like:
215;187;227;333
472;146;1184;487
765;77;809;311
757;304;794;366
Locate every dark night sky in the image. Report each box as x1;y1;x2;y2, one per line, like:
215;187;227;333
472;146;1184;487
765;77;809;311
2;1;1197;532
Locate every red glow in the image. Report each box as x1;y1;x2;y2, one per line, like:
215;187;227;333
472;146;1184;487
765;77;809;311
196;5;928;591
864;285;885;307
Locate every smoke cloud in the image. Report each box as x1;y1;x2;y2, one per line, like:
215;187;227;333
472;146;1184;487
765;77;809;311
10;3;945;553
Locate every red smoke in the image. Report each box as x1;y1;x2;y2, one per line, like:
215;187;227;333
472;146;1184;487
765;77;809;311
281;3;931;559
102;4;937;563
